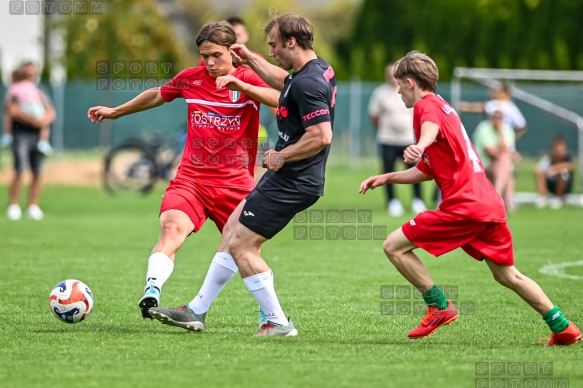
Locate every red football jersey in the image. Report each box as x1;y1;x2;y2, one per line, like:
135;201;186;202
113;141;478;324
160;66;269;188
413;94;506;222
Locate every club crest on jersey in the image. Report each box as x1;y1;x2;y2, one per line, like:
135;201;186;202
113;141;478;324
229;90;241;102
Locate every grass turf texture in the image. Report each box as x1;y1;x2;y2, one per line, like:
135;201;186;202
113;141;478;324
1;162;582;387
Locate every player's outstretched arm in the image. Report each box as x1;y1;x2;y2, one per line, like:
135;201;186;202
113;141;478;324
87;88;165;123
216;75;280;108
359;168;432;194
230;44;288;91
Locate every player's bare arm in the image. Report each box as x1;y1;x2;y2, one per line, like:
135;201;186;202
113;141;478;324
404;121;439;164
262;122;332;172
230;44;288;91
359;168;432;194
215;75;280;108
87;88;165;123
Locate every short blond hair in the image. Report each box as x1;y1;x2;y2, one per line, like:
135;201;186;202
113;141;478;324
393;51;439;92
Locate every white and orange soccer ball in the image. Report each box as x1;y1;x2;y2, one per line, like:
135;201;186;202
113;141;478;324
49;279;94;323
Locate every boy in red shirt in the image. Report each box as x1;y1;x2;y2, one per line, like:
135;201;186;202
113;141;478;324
360;51;580;346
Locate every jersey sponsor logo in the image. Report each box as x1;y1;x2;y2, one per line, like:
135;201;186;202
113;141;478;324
303;108;329;121
191;110;242;132
322;65;335;82
229;90;241;102
243;211;255;217
277;105;288;118
192;80;202;85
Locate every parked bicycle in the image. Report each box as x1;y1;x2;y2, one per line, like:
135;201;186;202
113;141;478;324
103;130;186;195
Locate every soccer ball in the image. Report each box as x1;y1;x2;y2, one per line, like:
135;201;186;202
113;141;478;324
49;279;94;324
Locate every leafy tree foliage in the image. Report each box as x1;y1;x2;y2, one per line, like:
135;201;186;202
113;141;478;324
338;0;583;81
61;0;194;79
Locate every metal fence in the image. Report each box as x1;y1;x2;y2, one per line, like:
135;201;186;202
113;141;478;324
1;80;580;166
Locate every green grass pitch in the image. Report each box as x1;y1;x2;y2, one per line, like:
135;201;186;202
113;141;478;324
1;163;582;387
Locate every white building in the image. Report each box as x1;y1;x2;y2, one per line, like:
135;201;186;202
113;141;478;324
0;5;44;85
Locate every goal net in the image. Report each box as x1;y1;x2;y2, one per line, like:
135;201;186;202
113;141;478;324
451;68;583;201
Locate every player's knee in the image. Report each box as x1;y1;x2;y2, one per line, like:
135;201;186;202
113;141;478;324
383;236;398;258
228;230;245;256
160;219;186;240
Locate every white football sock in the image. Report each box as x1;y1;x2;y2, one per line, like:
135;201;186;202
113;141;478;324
188;252;238;314
145;252;174;294
243;270;289;326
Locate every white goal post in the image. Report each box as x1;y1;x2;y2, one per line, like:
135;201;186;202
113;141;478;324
451;67;583;195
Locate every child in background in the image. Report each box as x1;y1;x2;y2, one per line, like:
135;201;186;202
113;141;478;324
1;67;53;155
535;135;574;209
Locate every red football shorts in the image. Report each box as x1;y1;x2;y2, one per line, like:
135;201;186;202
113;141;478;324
401;210;514;266
160;177;252;233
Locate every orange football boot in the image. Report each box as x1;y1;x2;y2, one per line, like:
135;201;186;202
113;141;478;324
540;322;582;346
408;300;459;339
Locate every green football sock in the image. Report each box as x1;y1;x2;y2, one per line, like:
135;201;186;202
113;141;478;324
543;306;570;334
422;285;447;310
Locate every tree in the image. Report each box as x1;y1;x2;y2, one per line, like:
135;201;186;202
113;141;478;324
61;0;193;80
340;0;583;81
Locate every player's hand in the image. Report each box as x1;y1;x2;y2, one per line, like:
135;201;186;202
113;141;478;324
359;175;388;194
87;106;117;124
230;44;251;64
215;75;247;92
262;149;285;171
404;144;424;164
